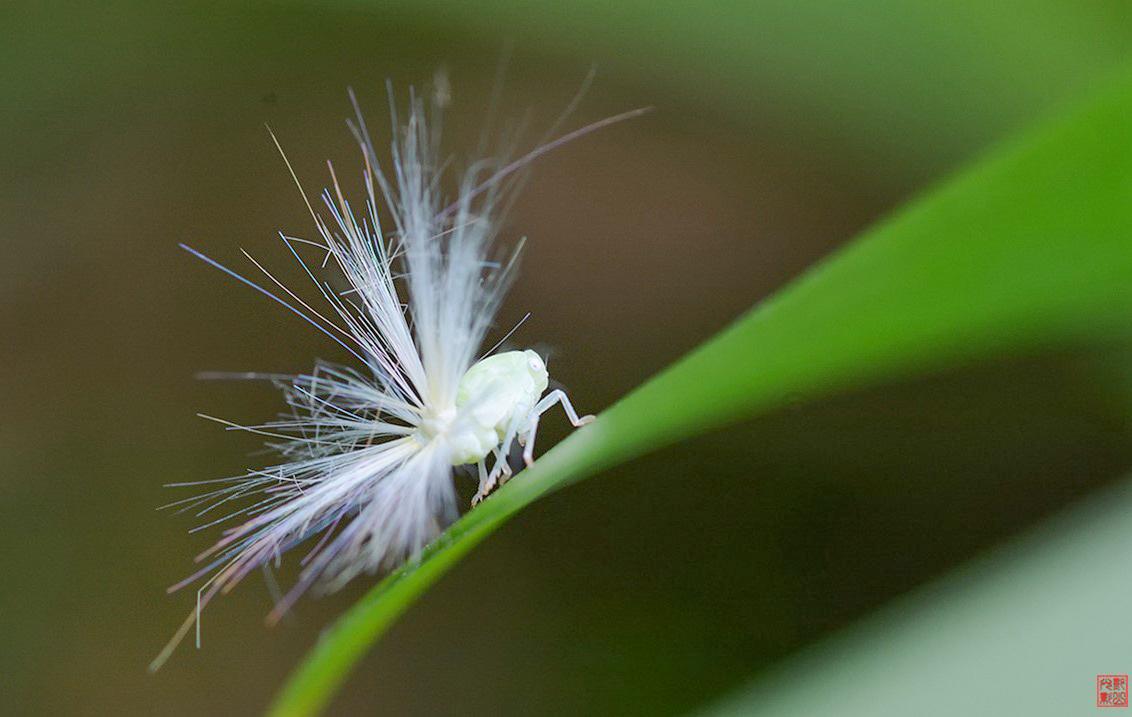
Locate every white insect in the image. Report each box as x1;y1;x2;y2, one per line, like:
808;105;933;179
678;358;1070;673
152;81;645;670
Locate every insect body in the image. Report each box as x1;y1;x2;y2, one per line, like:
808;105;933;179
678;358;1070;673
439;349;591;502
436;349;547;467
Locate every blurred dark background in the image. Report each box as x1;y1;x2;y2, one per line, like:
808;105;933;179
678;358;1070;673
4;1;1132;714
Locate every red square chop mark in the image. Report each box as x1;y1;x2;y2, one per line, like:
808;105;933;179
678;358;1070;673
1098;674;1129;708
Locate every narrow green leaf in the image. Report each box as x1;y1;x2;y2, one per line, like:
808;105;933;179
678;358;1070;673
269;68;1132;716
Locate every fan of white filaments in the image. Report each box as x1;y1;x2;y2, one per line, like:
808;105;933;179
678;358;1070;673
151;81;649;670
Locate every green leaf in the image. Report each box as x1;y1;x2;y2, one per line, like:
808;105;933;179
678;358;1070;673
697;477;1132;717
269;67;1132;716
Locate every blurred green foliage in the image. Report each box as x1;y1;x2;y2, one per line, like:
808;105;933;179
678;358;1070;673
703;477;1132;716
329;0;1132;182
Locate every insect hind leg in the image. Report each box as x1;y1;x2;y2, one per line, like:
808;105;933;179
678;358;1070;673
472;452;507;507
472;428;519;507
474;459;489;498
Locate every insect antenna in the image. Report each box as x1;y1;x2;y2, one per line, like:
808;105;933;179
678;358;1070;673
479;311;532;360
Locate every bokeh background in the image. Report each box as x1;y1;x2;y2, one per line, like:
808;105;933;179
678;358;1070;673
4;1;1132;714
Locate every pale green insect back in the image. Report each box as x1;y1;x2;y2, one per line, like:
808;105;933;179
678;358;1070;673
443;350;550;466
452;349;590;503
413;351;548;463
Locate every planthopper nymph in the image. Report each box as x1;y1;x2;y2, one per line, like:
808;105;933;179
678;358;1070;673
152;76;647;669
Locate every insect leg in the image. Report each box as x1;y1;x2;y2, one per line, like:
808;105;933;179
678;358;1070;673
472;460;492;507
521;414;540;467
538;389;595;427
522;390;595;466
472;448;512;506
495;416;527;486
477;459;489;491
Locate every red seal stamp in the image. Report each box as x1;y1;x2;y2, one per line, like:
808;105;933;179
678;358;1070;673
1098;675;1129;708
